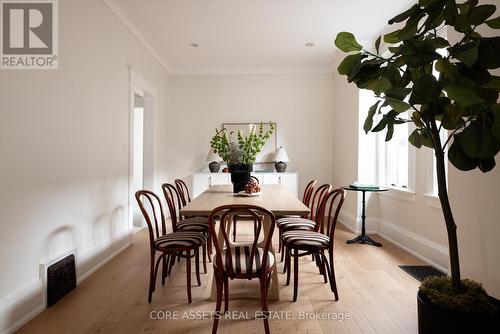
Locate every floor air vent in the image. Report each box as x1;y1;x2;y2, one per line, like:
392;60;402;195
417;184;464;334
399;265;446;282
46;254;76;307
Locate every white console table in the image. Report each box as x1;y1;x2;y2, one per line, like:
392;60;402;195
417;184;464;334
192;172;298;198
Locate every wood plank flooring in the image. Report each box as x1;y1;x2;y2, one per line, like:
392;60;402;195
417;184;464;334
19;224;423;333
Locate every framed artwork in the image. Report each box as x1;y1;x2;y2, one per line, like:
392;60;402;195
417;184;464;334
221;122;277;164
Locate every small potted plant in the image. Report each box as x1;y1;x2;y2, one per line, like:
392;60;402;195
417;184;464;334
334;0;500;332
210;122;275;192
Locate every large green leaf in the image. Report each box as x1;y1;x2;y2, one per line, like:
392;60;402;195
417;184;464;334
338;53;363;75
389;4;420;24
483;76;500;92
386;97;411;113
385;122;395;141
444;84;484;107
400;40;441;67
492;104;500;143
448;138;477;171
384;30;401;44
468;4;496;25
363;101;381;133
477;37;500;69
485;16;500;28
410;74;442;104
458;120;500;158
366;77;392;95
452;41;479;67
375;36;381;54
409;129;423;148
444;0;459;25
335;32;363;52
454;14;471;33
478;158;496;173
385;87;412;100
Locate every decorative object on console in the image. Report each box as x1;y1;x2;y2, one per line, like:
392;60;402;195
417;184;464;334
210;122;275;192
274;146;290;173
206;149;221;173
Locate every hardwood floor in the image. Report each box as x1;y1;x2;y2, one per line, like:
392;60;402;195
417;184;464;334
19;224;423;333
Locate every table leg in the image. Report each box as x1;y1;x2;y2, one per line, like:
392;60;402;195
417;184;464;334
346;190;382;247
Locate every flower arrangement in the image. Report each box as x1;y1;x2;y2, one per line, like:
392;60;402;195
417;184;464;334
210;122;275;165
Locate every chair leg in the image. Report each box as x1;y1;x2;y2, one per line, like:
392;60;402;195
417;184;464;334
202;242;208;274
148;251;156;303
278;228;282;253
195;248;201;286
293;249;299;302
223;275;229;313
212;272;223;334
327;250;339;301
186;249;192;303
232;218;237;242
318;252;327;283
259;276;271;334
207;234;212;261
285;248;291;286
168;252;176;275
280;239;286;263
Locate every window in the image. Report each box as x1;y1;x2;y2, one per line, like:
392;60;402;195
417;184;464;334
359;89;412;190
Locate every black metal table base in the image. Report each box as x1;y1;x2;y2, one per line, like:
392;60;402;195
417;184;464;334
346;234;382;247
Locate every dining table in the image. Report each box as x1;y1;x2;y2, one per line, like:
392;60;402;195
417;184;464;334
180;184;310;301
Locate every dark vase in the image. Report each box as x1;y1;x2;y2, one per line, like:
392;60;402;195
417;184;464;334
417;290;500;334
228;163;253;193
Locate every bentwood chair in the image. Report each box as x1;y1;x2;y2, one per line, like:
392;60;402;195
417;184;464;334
175;179;213;257
162;183;210;273
174;179;191;207
279;183;330;263
277;179;317;252
282;188;346;301
209;205;276;334
231;176;260;242
135;190;205;303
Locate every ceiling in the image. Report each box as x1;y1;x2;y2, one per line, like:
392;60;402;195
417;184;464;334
122;0;414;74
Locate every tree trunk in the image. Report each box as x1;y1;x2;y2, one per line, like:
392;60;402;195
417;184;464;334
431;126;462;290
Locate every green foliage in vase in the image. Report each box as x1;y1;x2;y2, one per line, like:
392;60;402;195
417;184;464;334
210;122;275;164
335;0;499;292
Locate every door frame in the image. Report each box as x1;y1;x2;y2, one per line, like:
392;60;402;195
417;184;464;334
129;67;158;229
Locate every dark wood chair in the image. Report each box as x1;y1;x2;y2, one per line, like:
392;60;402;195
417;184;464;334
277;179;317;252
283;188;346;301
175;179;191;207
278;183;330;263
162;183;210;273
231;176;260;242
135;190;205;303
174;178;213;257
208;204;276;334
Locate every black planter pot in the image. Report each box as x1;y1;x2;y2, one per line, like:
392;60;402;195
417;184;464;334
417;290;500;334
228;164;253;193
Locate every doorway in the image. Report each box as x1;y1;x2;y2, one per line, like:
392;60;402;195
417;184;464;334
129;68;157;230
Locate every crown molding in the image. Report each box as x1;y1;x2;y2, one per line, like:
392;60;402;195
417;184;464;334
101;0;170;73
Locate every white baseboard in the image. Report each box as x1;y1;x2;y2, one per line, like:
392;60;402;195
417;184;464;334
0;233;132;334
338;210;449;274
377;218;449;274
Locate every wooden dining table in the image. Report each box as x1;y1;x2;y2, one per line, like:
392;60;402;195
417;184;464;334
180;184;310;301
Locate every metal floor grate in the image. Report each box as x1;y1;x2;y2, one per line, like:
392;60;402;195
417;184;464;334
399;265;446;282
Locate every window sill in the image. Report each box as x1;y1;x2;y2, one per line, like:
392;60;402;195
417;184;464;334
423;193;442;209
379;186;416;203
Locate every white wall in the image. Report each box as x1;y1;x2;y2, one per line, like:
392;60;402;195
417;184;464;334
159;73;335;195
0;0;170;332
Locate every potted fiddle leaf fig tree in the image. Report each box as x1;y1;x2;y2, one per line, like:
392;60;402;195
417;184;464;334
210;122;275;193
335;0;500;332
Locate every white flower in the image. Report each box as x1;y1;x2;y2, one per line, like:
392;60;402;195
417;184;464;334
248;124;257;134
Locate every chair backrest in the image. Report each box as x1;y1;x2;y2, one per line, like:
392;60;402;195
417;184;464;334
175;179;191;206
316;188;346;243
302;180;317;207
208;205;275;278
161;183;183;232
309;184;332;222
250;176;259;184
135;190;166;247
